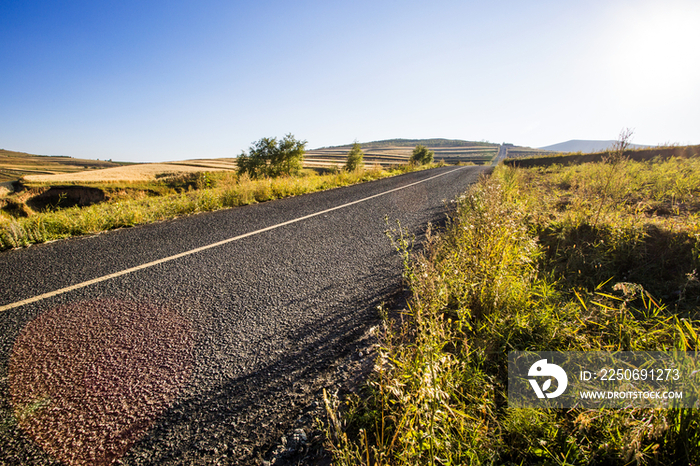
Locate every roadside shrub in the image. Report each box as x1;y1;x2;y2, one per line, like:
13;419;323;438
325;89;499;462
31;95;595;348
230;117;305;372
345;141;365;171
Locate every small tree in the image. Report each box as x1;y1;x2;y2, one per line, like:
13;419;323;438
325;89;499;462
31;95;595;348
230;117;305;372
592;127;633;228
345;141;364;171
410;144;434;165
237;134;307;179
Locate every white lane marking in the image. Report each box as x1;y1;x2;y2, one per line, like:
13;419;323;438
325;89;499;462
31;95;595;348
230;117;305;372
1;167;468;312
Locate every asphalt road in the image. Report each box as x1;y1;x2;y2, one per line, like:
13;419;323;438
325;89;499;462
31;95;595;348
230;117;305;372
0;165;489;465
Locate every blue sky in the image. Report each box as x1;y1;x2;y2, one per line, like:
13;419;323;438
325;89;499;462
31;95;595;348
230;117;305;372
2;0;699;162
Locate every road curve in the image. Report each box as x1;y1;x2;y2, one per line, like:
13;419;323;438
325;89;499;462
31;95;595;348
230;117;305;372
0;166;488;465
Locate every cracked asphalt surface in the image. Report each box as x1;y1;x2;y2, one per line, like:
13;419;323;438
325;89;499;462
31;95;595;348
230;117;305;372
0;166;488;465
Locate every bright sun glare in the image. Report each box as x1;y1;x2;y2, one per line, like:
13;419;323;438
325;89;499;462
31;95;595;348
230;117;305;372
606;1;700;103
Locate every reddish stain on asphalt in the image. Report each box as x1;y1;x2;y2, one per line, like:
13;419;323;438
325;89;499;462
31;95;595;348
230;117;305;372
8;299;193;466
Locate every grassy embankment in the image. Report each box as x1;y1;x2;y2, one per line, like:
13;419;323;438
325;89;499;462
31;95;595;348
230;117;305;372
326;151;700;465
0;165;435;251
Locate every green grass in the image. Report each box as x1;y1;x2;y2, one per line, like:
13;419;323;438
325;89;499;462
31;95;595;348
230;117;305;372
0;165;435;251
326;156;700;465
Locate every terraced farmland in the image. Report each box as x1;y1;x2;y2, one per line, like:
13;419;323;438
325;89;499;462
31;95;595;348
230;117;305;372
0;149;128;183
304;139;499;168
3;139;498;189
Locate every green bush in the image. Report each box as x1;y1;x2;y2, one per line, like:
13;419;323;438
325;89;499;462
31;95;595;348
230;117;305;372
410;144;434;165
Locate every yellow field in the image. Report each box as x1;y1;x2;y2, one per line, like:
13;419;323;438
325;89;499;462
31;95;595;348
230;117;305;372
23;159;237;184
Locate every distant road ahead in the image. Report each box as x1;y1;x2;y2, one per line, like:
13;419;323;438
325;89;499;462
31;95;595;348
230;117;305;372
0;166;488;465
493;143;508;164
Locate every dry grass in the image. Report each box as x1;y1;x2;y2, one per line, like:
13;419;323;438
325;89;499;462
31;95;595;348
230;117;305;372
166;159;238;170
504;144;700;167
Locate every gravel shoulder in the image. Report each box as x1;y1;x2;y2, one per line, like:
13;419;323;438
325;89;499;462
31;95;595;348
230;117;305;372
0;166;488;465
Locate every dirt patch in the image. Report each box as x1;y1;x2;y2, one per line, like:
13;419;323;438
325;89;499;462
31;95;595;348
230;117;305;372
26;186;106;211
0;181;14;197
0;199;33;217
643;199;700;216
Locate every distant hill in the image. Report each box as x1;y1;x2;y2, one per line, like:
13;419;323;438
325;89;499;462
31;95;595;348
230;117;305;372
316;138;496;150
539;140;651;153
